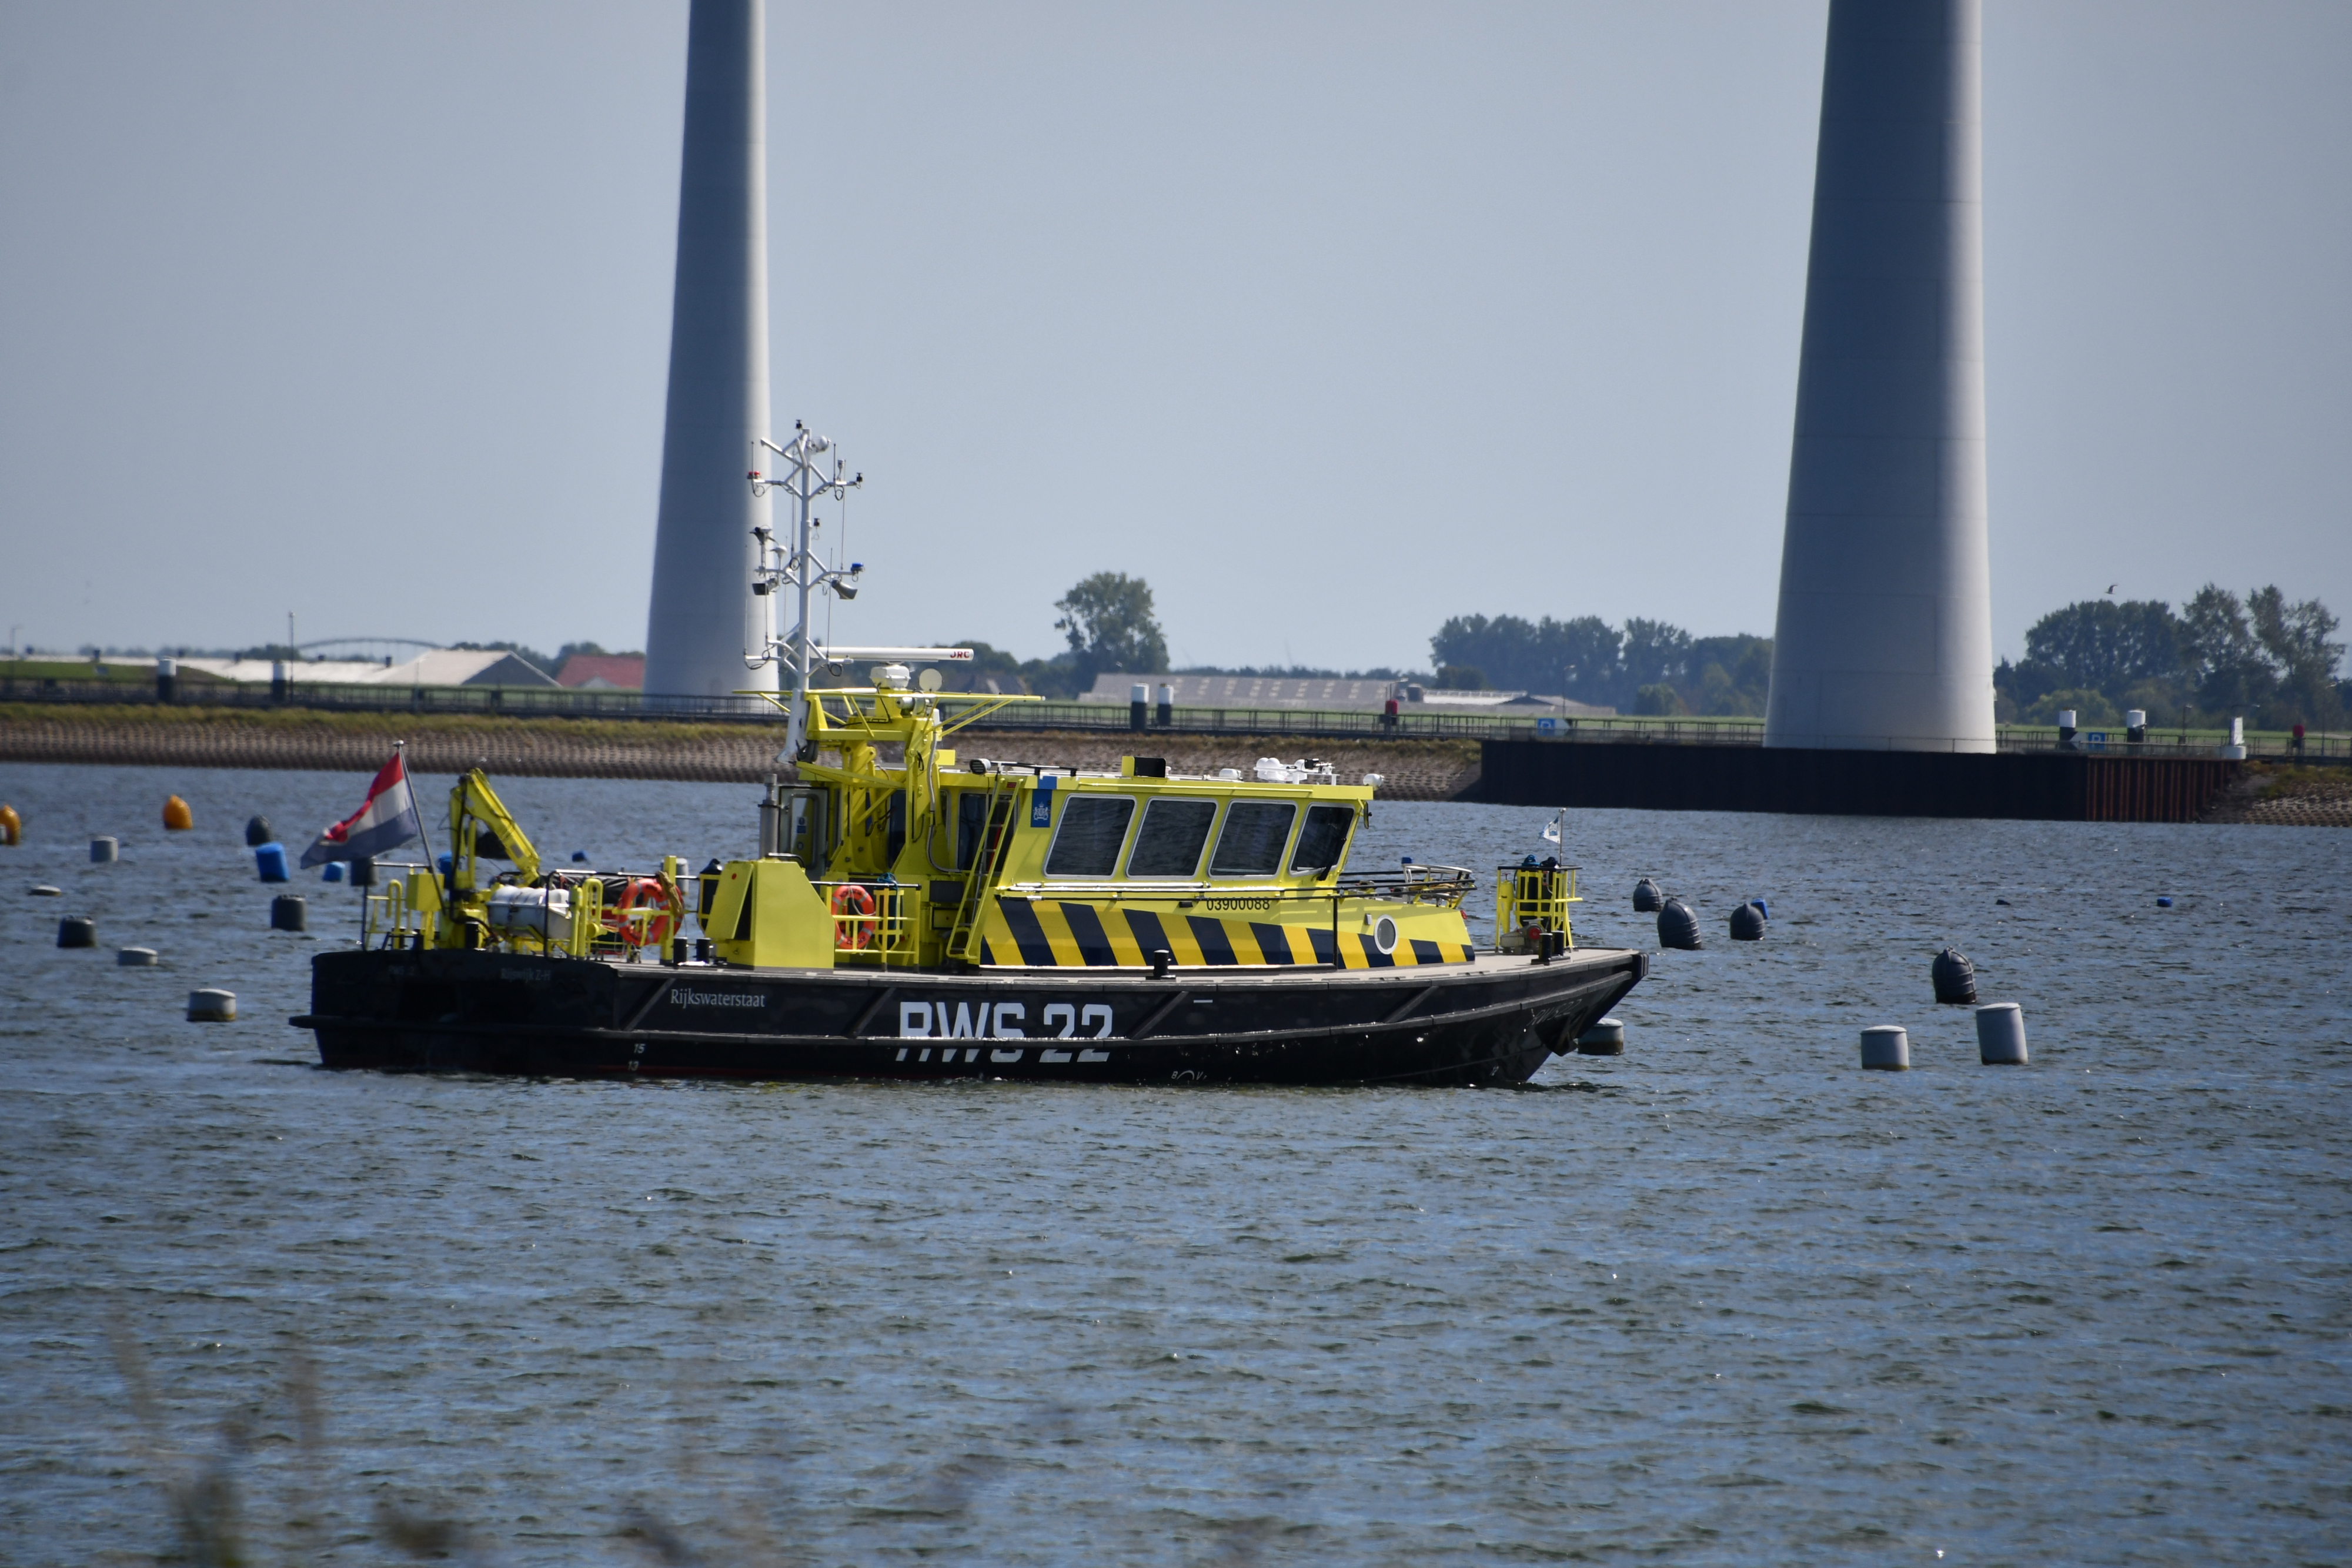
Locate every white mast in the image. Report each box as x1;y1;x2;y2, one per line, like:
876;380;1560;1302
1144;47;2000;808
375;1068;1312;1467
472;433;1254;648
747;424;863;758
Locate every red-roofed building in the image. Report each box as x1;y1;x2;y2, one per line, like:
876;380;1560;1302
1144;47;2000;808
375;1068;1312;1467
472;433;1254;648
554;654;645;690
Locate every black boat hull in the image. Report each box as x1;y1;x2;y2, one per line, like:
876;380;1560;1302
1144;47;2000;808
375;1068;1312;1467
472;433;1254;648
298;947;1647;1086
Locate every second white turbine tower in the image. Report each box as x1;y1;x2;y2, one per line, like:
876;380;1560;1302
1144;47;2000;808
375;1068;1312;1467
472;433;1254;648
1765;0;1996;753
642;0;774;701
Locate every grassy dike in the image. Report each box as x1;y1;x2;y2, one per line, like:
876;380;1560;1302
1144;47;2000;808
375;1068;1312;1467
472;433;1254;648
0;704;1485;801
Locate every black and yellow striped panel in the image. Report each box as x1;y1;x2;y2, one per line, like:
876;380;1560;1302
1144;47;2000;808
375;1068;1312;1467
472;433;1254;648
980;899;1474;969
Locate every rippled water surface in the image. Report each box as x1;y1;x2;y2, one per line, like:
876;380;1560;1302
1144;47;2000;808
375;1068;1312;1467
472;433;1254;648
2;763;2347;1565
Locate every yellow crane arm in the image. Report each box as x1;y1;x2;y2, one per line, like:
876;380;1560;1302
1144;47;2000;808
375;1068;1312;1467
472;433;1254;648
447;767;542;891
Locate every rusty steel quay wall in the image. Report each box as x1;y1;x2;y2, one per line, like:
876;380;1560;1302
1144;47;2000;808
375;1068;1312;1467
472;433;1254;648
1478;740;2241;823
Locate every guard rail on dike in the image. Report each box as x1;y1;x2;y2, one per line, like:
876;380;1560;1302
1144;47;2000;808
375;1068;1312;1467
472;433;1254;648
1;677;2342;762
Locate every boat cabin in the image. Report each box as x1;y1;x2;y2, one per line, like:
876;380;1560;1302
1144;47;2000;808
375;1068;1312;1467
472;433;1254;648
699;679;1486;972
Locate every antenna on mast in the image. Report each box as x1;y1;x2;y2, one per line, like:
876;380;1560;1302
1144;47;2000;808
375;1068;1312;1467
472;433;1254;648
744;426;978;757
746;426;863;760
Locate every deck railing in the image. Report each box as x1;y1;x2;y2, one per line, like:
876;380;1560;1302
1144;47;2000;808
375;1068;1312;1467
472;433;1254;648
816;881;916;964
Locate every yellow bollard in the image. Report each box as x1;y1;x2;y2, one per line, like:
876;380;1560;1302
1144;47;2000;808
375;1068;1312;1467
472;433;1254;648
0;803;19;845
162;795;194;832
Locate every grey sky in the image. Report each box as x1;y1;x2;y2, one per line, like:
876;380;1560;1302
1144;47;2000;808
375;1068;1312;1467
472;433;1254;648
2;1;2346;671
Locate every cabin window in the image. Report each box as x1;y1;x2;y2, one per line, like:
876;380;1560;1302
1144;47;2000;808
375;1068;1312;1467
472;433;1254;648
1210;800;1297;876
1125;797;1217;878
1289;804;1355;875
1045;795;1135;877
955;791;989;870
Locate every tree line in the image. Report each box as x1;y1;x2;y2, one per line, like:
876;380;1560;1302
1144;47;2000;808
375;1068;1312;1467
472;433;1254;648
1997;586;2346;730
943;579;1773;716
944;573;2348;728
1425;615;1773;716
946;573;1168;699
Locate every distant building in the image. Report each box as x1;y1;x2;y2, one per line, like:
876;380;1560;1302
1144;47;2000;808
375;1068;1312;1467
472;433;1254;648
1077;673;1612;717
554;654;646;690
176;650;557;688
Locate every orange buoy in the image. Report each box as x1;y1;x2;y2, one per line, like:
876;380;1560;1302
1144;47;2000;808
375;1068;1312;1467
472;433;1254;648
0;803;19;845
602;876;681;950
829;882;877;950
162;795;193;832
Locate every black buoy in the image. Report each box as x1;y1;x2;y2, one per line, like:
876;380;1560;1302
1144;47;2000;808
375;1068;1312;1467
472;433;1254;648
270;894;308;932
1932;947;1977;1005
245;814;274;847
57;915;97;948
1632;877;1663;912
1729;901;1766;941
1657;897;1701;951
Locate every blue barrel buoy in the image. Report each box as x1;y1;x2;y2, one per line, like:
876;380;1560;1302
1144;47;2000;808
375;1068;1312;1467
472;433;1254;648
572;851;589;863
320;861;345;882
2155;896;2173;908
255;842;290;883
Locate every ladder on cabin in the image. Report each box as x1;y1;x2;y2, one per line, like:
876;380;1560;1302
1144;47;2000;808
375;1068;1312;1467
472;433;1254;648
944;779;1021;964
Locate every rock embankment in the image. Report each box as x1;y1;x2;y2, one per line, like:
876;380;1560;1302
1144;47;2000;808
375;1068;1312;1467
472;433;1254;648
0;708;1482;802
2199;764;2352;827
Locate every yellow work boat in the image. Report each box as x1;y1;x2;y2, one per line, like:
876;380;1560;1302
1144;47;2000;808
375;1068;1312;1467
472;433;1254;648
298;425;1646;1084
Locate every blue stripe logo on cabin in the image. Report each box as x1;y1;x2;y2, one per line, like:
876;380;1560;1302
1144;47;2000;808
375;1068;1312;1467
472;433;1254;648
1030;774;1057;828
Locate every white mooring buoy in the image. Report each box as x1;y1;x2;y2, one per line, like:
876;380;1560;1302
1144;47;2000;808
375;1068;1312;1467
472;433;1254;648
1575;1018;1626;1056
1976;1003;2028;1065
116;947;159;967
89;835;119;864
1860;1025;1909;1071
187;989;237;1022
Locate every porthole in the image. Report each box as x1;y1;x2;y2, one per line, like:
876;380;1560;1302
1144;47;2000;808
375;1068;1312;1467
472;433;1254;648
1372;915;1398;954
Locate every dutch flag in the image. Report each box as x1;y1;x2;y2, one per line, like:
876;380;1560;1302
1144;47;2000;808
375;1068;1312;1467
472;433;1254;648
302;750;423;867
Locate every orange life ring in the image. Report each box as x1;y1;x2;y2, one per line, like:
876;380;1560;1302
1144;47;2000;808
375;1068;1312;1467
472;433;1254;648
829;882;877;950
603;876;680;950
